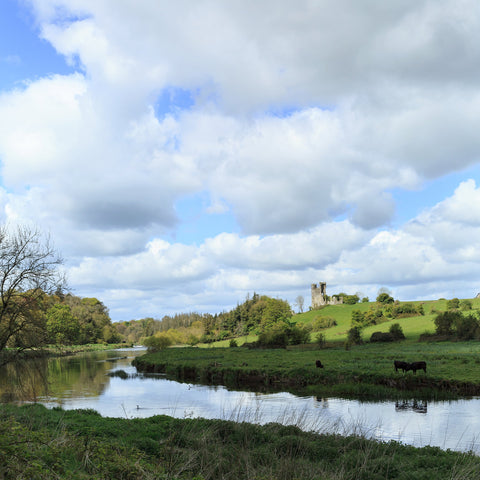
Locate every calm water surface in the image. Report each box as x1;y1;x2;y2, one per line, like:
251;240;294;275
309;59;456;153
1;348;480;454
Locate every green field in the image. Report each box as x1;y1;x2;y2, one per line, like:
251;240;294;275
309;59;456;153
133;338;480;399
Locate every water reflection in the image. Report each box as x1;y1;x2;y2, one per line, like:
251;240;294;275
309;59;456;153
395;399;428;414
1;349;480;455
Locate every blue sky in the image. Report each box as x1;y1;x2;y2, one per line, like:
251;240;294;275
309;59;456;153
1;0;480;321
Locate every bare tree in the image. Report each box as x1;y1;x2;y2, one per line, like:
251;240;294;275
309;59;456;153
295;295;305;313
0;225;65;366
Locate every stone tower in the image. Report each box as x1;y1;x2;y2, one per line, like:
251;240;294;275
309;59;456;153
311;282;327;308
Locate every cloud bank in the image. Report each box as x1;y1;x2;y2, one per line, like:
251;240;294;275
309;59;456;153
0;0;479;319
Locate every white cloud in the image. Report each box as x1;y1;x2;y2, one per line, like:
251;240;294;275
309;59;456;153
1;0;480;318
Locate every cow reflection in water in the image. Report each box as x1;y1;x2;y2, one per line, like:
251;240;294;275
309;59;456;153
395;400;427;414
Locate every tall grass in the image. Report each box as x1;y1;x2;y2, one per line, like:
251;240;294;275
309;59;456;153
1;403;480;479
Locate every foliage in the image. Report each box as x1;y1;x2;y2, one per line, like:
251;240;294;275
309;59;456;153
341;294;360;305
389;323;406;341
311;315;337;331
347;326;363;345
446;298;460;310
454;314;479;340
434;310;464;336
460;299;473;311
256;320;310;348
46;304;81;345
370;331;394;342
0;225;65;366
376;292;395;304
143;333;173;351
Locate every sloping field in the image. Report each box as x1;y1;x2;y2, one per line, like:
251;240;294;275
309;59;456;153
294;297;480;342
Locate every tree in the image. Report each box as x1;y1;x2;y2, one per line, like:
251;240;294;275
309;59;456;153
0;226;65;366
376;292;394;304
46;304;80;345
295;295;305;313
434;311;462;336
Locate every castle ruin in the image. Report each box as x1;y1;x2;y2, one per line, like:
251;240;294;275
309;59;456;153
311;282;343;309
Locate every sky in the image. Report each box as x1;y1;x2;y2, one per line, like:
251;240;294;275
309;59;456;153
1;0;480;321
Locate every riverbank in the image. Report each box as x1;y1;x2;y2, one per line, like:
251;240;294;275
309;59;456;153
1;403;479;479
0;343;133;363
132;340;480;399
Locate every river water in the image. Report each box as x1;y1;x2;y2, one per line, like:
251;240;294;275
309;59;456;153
1;347;480;455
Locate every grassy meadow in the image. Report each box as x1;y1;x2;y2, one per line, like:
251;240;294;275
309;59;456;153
134;297;480;399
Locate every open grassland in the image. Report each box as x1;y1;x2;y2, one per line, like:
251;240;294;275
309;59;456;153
133;339;480;399
293;298;458;342
1;403;480;480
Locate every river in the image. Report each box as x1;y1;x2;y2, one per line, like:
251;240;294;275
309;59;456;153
1;347;479;455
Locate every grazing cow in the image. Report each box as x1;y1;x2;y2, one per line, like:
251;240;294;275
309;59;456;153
406;361;427;374
315;360;324;368
394;360;409;373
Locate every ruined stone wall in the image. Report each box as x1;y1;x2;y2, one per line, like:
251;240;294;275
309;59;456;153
311;282;343;308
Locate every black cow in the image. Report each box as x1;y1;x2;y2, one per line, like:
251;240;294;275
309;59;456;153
315;360;324;368
406;361;427;374
394;360;409;373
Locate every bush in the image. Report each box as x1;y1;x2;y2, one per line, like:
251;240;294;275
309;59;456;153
257;330;288;348
311;315;337;331
389;323;406;341
229;339;238;347
434;310;463;336
447;298;460;310
391;303;418;318
454;314;479;340
315;333;326;347
144;334;173;352
376;293;394;304
347;326;363;345
460;299;473;311
343;294;360;305
288;324;312;345
370;331;394;343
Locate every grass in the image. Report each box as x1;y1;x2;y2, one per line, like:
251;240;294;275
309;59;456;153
293;299;456;342
1;403;480;479
133;340;480;399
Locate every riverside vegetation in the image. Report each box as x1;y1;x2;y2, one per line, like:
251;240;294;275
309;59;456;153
4;292;480;478
2;403;480;480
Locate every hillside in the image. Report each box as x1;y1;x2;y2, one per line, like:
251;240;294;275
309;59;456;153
293;297;480;343
206;297;480;348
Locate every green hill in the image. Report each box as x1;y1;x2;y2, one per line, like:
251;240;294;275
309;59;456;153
293;297;480;343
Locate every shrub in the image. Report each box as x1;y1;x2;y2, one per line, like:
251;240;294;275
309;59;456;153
257;330;288;348
315;333;326;347
144;334;173;352
434;310;463;336
376;293;394;304
447;298;460;310
460;299;473;311
370;331;394;343
391;303;418;318
229;339;238;347
311;315;337;331
347;326;363;345
351;310;366;327
343;294;360;305
454;314;479;340
288;324;312;345
389;323;406;341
